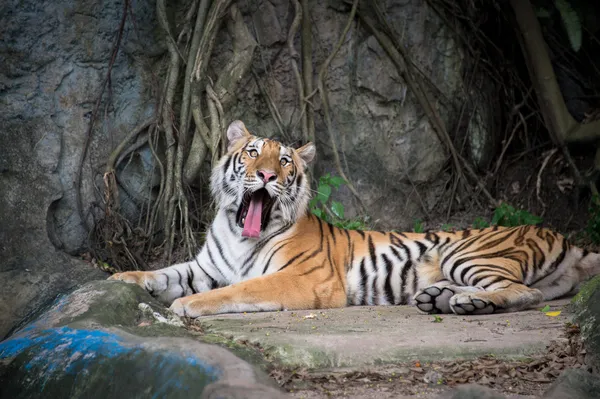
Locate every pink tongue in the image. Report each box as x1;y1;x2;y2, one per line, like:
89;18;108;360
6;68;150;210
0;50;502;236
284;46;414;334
242;191;264;238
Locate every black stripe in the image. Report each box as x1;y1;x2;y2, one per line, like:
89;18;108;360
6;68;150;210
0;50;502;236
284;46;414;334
328;223;336;244
193;259;218;290
382;254;395;304
175;269;184;297
390;246;404;262
368;236;377;267
415;241;427;259
356;230;365;239
262;239;294;274
299;260;327;276
223;154;232;173
359;259;368;305
187;265;198;294
425;232;440;245
210;227;235;272
411;267;418;296
399;259;412;304
279;251;305;270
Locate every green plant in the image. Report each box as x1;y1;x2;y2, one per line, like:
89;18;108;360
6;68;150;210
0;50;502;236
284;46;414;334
413;219;424;233
441;224;454;232
586;194;600;244
491;203;543;227
472;217;490;229
309;173;368;230
432;315;443;323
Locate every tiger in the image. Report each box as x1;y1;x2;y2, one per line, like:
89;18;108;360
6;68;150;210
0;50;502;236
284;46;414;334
109;120;600;318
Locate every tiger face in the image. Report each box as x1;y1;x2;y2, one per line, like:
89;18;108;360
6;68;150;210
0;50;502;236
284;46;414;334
210;120;315;238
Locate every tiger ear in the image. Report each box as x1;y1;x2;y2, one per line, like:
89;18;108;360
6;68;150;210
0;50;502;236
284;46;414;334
296;142;316;166
227;120;250;151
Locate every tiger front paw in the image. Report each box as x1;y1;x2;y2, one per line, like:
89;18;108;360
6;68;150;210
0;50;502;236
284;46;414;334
107;271;147;288
413;285;456;314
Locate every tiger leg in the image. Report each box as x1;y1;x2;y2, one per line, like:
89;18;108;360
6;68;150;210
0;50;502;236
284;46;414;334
449;281;543;315
169;270;347;318
413;281;484;314
108;260;219;305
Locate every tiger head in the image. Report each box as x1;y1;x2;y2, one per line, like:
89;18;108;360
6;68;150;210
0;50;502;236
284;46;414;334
211;120;315;238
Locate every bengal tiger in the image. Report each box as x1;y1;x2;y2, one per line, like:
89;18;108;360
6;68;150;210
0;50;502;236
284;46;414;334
109;120;600;317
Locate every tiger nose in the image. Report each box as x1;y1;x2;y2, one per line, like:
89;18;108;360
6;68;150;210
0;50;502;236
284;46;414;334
257;170;277;183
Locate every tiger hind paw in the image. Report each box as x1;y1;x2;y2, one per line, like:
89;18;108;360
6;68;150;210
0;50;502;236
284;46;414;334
414;284;486;314
449;292;496;315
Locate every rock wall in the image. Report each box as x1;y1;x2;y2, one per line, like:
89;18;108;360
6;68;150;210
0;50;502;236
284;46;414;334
0;0;159;337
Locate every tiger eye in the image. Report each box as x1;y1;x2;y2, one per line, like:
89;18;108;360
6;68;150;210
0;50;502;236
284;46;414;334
280;158;289;166
248;150;258;158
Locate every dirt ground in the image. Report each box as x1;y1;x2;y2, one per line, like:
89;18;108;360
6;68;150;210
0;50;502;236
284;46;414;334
275;324;585;398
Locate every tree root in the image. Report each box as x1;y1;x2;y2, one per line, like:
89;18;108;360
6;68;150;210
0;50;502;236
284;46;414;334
77;0;130;234
287;0;308;142
302;0;315;145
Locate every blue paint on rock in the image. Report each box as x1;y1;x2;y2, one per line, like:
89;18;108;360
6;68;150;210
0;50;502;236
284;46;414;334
0;326;220;394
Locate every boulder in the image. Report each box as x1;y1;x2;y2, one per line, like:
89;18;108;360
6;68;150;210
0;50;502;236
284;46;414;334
0;281;284;399
571;275;600;373
542;368;600;399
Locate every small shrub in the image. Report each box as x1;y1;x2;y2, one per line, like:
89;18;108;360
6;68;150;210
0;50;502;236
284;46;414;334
413;219;424;233
491;203;543;227
472;217;490;229
441;224;454;232
309;173;368;230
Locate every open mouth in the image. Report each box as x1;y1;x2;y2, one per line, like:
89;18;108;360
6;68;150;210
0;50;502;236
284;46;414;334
236;188;275;238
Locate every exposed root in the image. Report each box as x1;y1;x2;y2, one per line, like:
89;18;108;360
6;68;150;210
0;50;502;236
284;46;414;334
536;149;558;214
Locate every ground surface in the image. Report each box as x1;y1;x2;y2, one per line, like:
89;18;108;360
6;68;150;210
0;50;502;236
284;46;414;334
192;298;584;398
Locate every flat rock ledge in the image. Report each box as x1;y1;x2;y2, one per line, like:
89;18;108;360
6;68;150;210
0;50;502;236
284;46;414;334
200;299;573;369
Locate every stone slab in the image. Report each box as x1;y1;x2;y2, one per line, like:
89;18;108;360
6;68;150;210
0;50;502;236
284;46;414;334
200;299;573;369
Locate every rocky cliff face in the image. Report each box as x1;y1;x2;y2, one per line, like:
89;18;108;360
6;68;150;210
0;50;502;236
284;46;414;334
0;0;495;335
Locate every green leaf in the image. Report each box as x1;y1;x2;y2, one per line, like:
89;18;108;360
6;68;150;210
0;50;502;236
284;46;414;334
555;0;582;52
472;217;490;229
441;224;453;232
413;220;424;233
311;208;324;219
331;201;345;219
541;304;551;313
329;176;346;189
316;183;332;203
536;7;551;18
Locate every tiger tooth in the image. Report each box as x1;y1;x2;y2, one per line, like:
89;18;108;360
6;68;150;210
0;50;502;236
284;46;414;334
242;217;245;224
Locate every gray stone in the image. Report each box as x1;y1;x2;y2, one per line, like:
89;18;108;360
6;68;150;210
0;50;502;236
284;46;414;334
542;368;600;399
0;0;159;254
0;281;285;399
252;1;284;46
435;384;506;399
571;275;600;373
0;125;107;339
